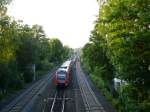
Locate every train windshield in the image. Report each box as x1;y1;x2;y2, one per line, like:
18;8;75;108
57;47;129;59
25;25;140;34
57;71;66;80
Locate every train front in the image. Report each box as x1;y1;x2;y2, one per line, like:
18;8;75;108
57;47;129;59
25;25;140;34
54;68;69;87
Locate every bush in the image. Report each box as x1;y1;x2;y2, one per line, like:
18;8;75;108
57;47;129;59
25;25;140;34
23;70;33;83
8;75;24;90
40;59;54;70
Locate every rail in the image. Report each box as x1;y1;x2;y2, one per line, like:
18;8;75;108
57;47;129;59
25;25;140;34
76;62;106;112
49;90;66;112
50;92;57;112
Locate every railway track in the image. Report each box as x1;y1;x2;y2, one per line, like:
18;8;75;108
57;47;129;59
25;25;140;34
76;62;106;112
1;71;55;112
43;89;68;112
50;90;65;112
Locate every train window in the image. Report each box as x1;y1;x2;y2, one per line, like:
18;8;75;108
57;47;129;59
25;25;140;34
57;70;66;74
60;66;67;69
57;75;65;80
57;70;66;80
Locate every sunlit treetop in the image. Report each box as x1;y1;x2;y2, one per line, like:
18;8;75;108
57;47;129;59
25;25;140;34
0;0;12;15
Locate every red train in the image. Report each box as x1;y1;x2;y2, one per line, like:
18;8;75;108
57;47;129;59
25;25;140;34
53;60;72;87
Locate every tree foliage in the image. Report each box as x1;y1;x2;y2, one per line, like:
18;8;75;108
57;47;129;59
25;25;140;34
82;0;150;111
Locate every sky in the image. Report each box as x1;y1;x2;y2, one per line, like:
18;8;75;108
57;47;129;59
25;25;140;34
7;0;99;48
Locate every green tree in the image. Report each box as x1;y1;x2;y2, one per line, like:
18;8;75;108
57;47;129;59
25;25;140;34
82;0;150;111
48;38;64;64
0;15;23;95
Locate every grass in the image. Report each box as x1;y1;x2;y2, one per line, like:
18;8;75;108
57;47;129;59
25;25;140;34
90;74;123;111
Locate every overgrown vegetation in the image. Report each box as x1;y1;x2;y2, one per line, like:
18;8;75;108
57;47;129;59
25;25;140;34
0;0;71;100
82;0;150;111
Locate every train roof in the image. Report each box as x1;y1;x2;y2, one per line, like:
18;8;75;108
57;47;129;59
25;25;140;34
57;68;67;72
56;60;72;72
60;60;72;68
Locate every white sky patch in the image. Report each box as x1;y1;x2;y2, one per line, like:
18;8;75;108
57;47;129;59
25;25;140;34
8;0;99;48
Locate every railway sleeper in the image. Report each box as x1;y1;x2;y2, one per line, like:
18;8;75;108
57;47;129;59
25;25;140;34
85;106;105;112
48;97;72;101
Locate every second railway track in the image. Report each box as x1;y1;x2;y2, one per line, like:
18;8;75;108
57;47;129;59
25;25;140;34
1;70;55;112
76;62;106;112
